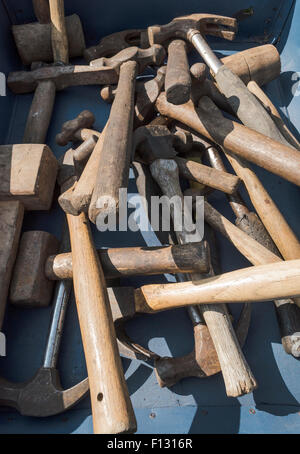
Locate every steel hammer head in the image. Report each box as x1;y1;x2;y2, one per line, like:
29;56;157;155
0;368;88;417
148;13;237;45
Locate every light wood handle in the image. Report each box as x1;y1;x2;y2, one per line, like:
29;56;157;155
49;0;69;64
67;212;136;434
135;259;300;311
150;159;256;397
46;242;209;280
155;93;300;187
224;151;300;262
175;157;240;195
70;124;108;214
247;80;300;150
33;0;50;24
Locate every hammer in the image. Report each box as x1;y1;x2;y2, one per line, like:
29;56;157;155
155;93;300;187
150;158;256;397
58;150;136;433
182;130;300;356
8;44;164;145
12;1;85;65
0;227;89;417
133;124;240;195
100;65;167;127
148;14;289;145
10;230;209;306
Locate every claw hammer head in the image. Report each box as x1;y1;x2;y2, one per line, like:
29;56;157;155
147;13;237;45
0;368;89;417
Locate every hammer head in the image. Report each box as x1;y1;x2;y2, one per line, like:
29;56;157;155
0;368;89;417
148;13;237;45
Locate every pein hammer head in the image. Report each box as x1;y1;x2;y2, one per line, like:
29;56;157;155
148;13;237;45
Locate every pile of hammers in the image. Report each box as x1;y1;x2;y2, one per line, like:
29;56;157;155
1;1;300;434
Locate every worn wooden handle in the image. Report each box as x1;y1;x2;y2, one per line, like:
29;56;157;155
70;124;107;214
214;65;290;146
135;259;300;311
165;40;191;105
175;156;240;195
150;159;256;397
67;212;136;434
49;0;69;64
23;80;56;144
46;242;209;280
89;61;137;223
247;81;300;150
155;93;300;187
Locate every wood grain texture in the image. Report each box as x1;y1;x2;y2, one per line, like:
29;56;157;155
12;14;85;65
175;156;240;195
0;201;24;328
89;61;137;223
67;212;136;434
165;40;191;105
33;0;51;23
0;144;58;210
23;80;56;144
135;259;300;311
155;93;300;187
70;124;107;214
49;0;69;64
150;159;256;397
46;242;209;280
247;80;300;150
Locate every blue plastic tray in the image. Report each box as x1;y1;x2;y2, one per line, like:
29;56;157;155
0;0;299;434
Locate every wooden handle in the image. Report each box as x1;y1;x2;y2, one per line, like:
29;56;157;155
135;259;300;311
150;159;257;397
247;80;300;150
155;322;221;387
165;40;191;105
49;0;69;64
220;44;280;86
89;61;137;223
70;124;107;214
23;80;56;144
33;0;51;23
175;156;240;195
214;65;290;146
46;242;210;280
224;151;300;262
155;93;300;187
67;212;136;434
206;149;300;355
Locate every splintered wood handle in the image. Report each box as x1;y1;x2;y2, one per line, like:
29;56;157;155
67;212;136;434
49;0;69;64
135;259;300;311
150;159;256;397
155;93;300;187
